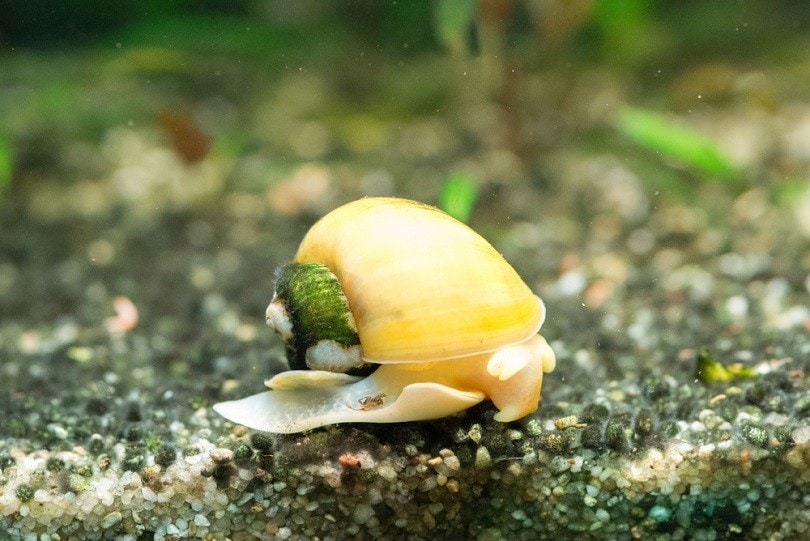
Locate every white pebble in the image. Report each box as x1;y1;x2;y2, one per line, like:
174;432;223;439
443;456;461;471
377;463;397;481
792;426;810;444
48;424;69;440
724;295;748;318
142;487;157;502
689;421;706;433
101;512;122;529
353;503;374;524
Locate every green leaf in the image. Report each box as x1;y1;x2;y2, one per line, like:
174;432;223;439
616;107;739;179
695;348;757;386
439;173;477;223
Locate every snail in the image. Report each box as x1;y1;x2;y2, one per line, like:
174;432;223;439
213;197;556;433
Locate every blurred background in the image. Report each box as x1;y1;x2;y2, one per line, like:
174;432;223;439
2;5;809;538
1;0;809;412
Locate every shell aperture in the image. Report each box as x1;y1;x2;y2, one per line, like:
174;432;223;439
268;262;371;375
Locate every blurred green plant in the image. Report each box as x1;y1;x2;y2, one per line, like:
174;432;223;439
695;348;757;386
114;15;294;60
772;177;810;204
592;0;665;63
616;107;739;180
0;134;11;198
439;172;477;223
433;0;478;55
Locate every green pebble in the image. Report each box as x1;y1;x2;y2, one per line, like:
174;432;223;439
250;432;274;452
87;436;105;455
155;443;177;468
212;464;234;482
772;425;794;450
541;431;571;454
524;418;544;437
126;425;144;442
358;468;377;483
234;444;253;461
72;464;93;477
189;396;209;410
15;484;34;502
123;445;146;471
634;409;654;436
581;423;604;450
581;404;610;424
46;457;65;472
145;434;164;452
605;419;629;452
183;446;201;457
6;417;26;438
743;425;770;448
0;451;16;470
68;473;89;493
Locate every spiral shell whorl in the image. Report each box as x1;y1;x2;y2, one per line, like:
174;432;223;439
294;197;544;363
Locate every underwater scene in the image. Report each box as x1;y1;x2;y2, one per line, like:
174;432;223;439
0;2;808;539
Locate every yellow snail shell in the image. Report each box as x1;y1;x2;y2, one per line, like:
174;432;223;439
214;197;556;433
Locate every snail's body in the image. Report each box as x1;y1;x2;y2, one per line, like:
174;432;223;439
214;197;556;433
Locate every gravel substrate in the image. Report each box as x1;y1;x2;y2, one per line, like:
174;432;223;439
1;411;808;540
